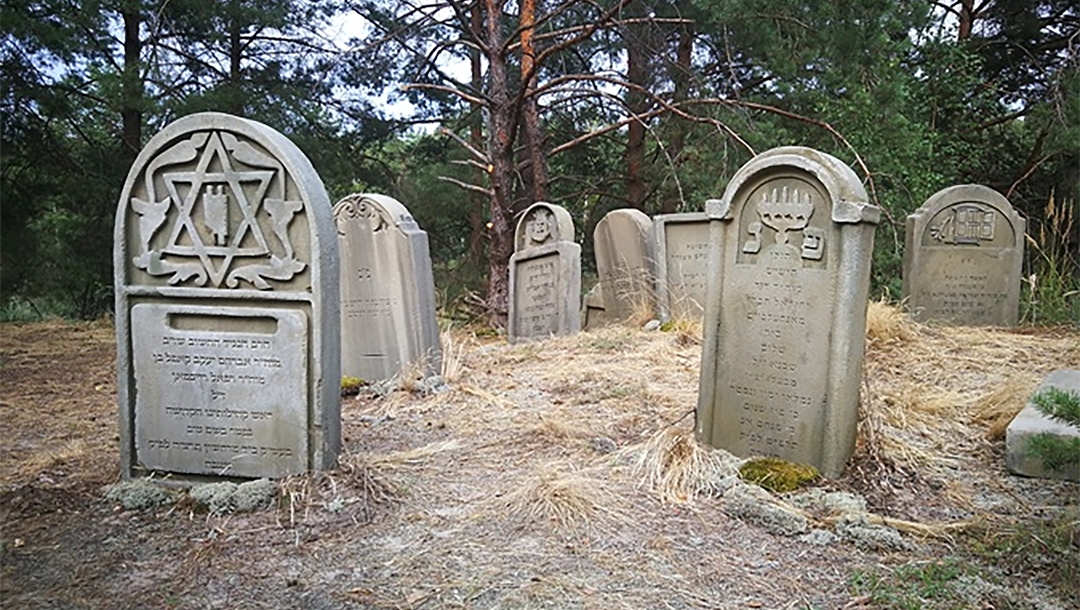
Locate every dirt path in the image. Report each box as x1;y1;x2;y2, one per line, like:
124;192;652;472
1;318;1077;609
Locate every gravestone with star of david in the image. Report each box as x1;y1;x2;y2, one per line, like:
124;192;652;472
508;202;581;342
114;112;340;480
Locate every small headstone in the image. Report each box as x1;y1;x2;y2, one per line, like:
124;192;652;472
697;146;880;477
114;112;340;480
653;212;711;321
902;185;1024;326
1006;369;1080;482
593;209;656;321
508;202;581;342
581;283;610;330
334;193;441;382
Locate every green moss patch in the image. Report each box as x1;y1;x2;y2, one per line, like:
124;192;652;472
738;457;819;493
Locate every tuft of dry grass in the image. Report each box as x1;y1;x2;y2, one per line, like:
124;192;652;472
503;461;626;531
972;378;1036;440
439;329;468;383
626;426;741;504
865;298;919;348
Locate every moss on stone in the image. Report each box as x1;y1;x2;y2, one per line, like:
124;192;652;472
341;376;364;396
738;457;819;493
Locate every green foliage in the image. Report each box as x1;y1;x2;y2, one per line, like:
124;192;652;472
962;515;1080;604
738;457;819;493
1027;387;1080;472
849;560;968;610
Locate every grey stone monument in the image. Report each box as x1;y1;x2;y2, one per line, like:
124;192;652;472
581;283;611;330
593;208;656;321
653;212;711;321
697;147;880;477
1006;369;1079;482
334;193;441;382
114;112;340;480
509;202;581;342
902;184;1024;326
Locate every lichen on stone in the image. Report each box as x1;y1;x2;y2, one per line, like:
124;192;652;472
189;481;238;515
722;483;809;536
103;479;174;511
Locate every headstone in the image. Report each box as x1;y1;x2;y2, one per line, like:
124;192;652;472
508;202;581;342
334;193;441;382
581;283;611;330
697;147;880;477
653;212;711;321
902;184;1024;326
1006;369;1080;482
114;112;340;480
593;209;656;321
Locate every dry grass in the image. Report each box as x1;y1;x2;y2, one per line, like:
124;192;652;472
624;426;741;503
502;460;627;532
866;297;920;347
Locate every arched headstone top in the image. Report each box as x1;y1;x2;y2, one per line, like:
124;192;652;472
909;184;1022;248
116;112;333;292
515;202;575;252
707;146;879;225
333;193;420;235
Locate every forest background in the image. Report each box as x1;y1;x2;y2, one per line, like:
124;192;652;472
2;0;1077;325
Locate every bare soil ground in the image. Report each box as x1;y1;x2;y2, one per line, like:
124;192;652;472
1;312;1078;610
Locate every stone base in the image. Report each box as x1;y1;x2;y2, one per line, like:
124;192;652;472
1005;369;1080;482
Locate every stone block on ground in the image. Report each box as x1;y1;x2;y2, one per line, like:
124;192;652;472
1006;369;1080;482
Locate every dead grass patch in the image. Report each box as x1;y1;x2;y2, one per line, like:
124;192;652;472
502;460;627;532
624;426;741;503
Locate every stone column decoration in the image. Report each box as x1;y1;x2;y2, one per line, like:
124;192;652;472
508;202;581;342
114;112;340;480
593;209;656;322
334;193;441;382
902;184;1025;326
696;147;880;477
653;212;711;321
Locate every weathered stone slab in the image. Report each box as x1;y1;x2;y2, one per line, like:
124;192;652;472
902;185;1024;326
593;209;656;321
581;283;611;330
697;147;880;477
509;202;581;342
115;112;340;480
1006;369;1080;482
334;193;441;382
653;212;711;321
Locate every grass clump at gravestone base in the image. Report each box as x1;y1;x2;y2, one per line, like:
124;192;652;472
1021;191;1080;326
341;376;364;397
738;457;820;493
1027;386;1080;472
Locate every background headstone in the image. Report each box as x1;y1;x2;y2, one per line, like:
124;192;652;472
653;212;711;321
902;184;1025;326
593;209;656;321
509;202;581;342
114;112;340;480
1005;369;1080;482
697;147;880;477
334;193;441;382
581;283;611;330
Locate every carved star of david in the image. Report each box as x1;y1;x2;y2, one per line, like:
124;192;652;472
160;133;275;287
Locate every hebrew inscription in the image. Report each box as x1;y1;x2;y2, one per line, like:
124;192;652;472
132;304;308;477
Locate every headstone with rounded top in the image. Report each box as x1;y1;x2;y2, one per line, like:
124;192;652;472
902;185;1024;326
508;202;581;342
114;112;340;481
593;209;655;322
334;193;441;382
697;147;880;477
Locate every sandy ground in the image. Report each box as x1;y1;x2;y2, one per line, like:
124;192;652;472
1;314;1077;610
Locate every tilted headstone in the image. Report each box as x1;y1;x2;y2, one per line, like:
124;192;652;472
114;112;340;480
1005;369;1080;482
653;212;711;321
697;147;880;477
508;202;581;342
902;185;1024;326
334;193;441;382
593;209;656;321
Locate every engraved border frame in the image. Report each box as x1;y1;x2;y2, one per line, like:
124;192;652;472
114;112;340;481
